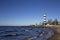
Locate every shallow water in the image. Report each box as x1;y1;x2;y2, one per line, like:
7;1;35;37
0;26;54;40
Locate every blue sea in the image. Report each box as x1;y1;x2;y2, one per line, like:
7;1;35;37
0;26;54;40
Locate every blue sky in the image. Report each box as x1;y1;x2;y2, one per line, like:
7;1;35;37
0;0;60;26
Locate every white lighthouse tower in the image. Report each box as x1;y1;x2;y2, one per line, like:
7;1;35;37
43;9;46;25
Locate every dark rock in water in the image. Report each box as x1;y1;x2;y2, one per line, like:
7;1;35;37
2;34;20;37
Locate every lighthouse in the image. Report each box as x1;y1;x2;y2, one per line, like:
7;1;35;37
43;9;46;25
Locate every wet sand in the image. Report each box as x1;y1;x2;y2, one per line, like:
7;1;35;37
48;25;60;40
48;33;60;40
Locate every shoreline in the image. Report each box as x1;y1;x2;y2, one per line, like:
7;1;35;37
47;25;60;40
48;33;60;40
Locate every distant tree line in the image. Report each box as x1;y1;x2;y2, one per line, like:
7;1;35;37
47;19;58;25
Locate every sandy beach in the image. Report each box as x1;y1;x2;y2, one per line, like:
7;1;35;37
48;33;60;40
48;25;60;40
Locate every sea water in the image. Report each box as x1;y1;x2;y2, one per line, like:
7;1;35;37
0;26;54;40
